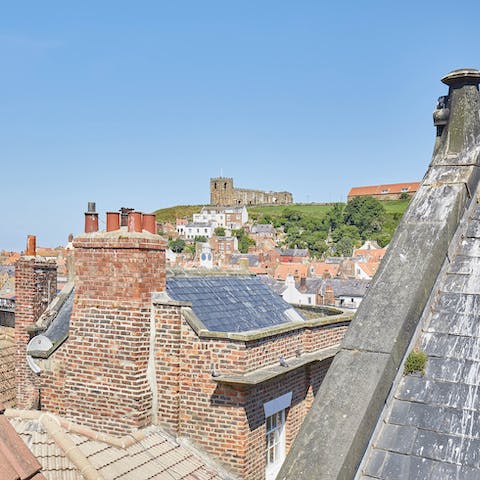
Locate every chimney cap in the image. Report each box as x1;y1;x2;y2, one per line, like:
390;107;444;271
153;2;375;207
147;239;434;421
441;68;480;87
87;202;97;213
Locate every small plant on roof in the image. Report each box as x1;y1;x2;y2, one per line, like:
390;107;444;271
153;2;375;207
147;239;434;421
404;349;427;375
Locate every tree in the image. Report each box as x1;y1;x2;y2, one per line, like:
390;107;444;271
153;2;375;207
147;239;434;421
335;236;354;257
325;203;345;231
168;238;185;253
194;235;207;243
214;227;226;236
344;196;386;239
330;224;360;244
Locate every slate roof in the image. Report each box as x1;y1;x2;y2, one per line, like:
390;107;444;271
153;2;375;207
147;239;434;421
251;224;275;234
5;410;225;480
29;285;74;359
258;275;287;296
358;204;480;479
278;69;480;480
166;276;303;332
279;248;308;257
229;254;260;267
303;278;370;297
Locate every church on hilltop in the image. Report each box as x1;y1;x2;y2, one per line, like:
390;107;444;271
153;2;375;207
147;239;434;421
210;177;293;206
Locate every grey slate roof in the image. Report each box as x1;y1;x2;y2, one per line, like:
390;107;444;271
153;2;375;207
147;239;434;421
166;276;303;332
258;275;288;296
303;278;369;297
251;224;275;234
278;69;480;480
279;248;308;257
358;204;480;479
29;284;74;358
229;254;260;267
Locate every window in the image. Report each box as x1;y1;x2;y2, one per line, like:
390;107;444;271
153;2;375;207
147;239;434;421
401;187;409;192
381;189;389;194
265;410;286;480
264;392;292;480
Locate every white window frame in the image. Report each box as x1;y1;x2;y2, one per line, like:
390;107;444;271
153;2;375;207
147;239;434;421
264;392;292;480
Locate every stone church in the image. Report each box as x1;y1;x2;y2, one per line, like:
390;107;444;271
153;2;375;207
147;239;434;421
210;177;293;206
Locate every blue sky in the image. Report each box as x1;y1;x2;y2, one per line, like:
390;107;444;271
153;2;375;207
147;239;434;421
1;1;479;250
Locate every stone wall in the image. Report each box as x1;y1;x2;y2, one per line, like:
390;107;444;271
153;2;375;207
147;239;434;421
210;177;293;206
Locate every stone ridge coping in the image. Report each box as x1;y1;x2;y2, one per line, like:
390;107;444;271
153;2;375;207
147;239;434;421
5;409;146;480
212;345;338;385
16;256;57;265
74;231;166;248
152;291;353;341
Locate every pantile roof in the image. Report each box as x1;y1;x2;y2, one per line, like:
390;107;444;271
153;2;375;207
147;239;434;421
166;276;303;332
5;410;225;480
0;405;46;480
274;263;309;281
0;328;15;408
310;262;339;278
347;182;420;198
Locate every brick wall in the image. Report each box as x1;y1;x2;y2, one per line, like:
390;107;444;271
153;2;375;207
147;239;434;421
48;233;166;435
15;256;57;409
153;301;347;479
0;327;16;407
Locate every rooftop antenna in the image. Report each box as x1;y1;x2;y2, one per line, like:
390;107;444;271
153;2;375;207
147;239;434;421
220;167;223;177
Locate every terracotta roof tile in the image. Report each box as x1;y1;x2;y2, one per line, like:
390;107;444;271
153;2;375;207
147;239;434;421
6;412;225;480
274;263;309;281
0;327;15;408
0;415;45;480
348;182;420;198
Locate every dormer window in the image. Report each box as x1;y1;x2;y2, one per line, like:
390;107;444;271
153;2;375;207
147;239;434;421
381;189;389;194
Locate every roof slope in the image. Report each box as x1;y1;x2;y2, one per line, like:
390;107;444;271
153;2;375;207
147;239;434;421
348;182;420;197
0;328;15;408
279;69;480;480
0;406;45;480
6;410;225;480
357;203;480;479
166;276;303;332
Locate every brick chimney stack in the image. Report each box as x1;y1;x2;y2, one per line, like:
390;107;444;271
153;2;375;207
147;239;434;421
61;204;166;434
15;235;57;408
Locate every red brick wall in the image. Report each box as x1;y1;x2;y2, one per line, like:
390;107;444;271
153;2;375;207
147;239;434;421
50;233;166;435
152;302;347;479
153;304;182;434
15;257;57;409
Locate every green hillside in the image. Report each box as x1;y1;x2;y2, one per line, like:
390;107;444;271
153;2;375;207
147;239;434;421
154;199;411;256
154;205;203;223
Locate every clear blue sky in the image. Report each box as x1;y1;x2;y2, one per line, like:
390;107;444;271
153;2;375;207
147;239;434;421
2;1;479;251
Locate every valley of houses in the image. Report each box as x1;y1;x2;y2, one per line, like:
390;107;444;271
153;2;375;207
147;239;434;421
0;202;384;480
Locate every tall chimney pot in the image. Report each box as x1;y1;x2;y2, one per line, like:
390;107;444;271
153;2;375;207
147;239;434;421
84;202;99;233
142;213;157;234
128;211;142;233
106;212;121;232
26;235;36;256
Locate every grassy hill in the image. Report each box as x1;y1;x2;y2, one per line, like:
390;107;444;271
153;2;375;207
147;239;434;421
154;205;203;223
154;200;411;224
